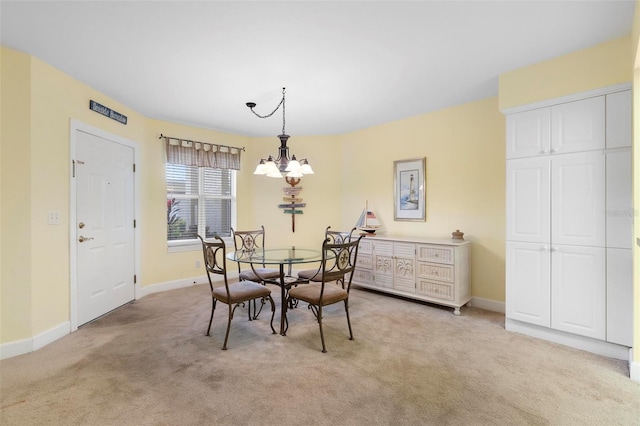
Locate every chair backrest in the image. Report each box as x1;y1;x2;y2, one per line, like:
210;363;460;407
197;234;230;293
325;226;357;244
231;226;268;271
320;235;363;291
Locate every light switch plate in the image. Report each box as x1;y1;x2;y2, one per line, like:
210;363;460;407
48;211;60;225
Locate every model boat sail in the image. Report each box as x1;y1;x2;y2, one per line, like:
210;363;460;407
356;202;381;234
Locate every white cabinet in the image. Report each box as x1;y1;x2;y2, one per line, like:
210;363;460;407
550;245;606;340
506;241;550;327
353;236;470;315
505;86;632;355
550;96;605;154
506;96;605;159
551;151;605;247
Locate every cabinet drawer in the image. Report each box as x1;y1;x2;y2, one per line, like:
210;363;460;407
352;268;372;284
356;253;372;270
418;262;454;283
417;279;454;301
394;243;415;258
417;245;454;264
358;238;373;255
373;241;393;256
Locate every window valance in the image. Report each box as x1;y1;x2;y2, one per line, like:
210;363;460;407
162;134;243;170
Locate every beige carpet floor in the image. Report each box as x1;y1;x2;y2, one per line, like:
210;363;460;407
1;284;639;426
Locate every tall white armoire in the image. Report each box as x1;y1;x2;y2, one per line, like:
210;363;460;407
503;84;633;361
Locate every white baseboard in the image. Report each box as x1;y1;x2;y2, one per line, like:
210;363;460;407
136;274;208;299
469;296;505;314
505;318;630;361
0;274;241;360
1;321;70;360
630;360;640;383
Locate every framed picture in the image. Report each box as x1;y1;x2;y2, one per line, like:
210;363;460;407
393;157;426;221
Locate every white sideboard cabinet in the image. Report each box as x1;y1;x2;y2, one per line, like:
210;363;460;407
352;235;471;315
504;84;633;360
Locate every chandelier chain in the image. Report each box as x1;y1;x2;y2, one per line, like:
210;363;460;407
248;87;287;135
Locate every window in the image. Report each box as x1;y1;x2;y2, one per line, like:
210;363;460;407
166;163;235;247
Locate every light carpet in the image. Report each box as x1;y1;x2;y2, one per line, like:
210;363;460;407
1;284;639;425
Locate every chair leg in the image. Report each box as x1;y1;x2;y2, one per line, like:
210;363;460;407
207;298;216;336
344;299;354;340
222;304;232;350
267;296;276;334
318;305;327;353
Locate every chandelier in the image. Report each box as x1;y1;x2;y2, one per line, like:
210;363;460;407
247;88;314;180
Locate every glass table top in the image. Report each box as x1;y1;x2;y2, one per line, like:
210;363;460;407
226;246;332;265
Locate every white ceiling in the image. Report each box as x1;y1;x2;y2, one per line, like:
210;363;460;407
0;1;635;137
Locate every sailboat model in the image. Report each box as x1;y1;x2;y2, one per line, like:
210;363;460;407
356;201;381;235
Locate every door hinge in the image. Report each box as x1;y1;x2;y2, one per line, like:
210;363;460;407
133;163;136;172
72;159;76;178
133;219;136;228
134;275;137;284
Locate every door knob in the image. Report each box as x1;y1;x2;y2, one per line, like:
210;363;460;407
78;236;94;243
78;222;85;229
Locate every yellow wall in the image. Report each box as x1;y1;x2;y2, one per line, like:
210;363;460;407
340;98;506;301
1;48;32;342
499;36;632;110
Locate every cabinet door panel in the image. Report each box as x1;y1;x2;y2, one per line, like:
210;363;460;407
506;242;550;327
551;246;605;339
606;150;632;248
506;157;550;243
506;108;550;159
551;96;605;154
606;248;632;346
551;152;605;247
606;90;631;148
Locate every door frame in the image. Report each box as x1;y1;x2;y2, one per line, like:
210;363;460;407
69;119;141;331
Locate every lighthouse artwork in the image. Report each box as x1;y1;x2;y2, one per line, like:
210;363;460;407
394;157;426;221
402;172;419;209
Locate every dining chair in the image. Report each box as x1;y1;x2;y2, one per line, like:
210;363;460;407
297;226;357;285
197;234;275;350
286;235;363;353
231;226;281;319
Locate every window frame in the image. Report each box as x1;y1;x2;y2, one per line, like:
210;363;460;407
166;164;236;253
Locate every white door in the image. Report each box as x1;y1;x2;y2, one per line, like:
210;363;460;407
551;245;605;340
505;241;551;327
76;130;135;326
506;156;550;243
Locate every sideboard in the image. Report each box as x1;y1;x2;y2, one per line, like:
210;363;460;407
352;235;471;315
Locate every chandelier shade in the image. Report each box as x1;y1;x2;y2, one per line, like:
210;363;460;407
247;88;314;179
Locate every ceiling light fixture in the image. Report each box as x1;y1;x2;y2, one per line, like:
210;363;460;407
246;87;314;184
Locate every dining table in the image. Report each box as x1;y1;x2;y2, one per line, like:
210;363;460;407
226;246;333;336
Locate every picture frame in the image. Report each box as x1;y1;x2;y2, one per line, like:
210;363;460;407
393;157;426;221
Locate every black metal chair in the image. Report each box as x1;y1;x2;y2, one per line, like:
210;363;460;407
231;226;281;319
297;226;357;286
286;235;363;353
197;234;275;350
